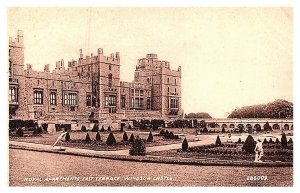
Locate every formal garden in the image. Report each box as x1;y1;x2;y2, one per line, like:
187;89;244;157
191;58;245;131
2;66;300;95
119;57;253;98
149;133;293;163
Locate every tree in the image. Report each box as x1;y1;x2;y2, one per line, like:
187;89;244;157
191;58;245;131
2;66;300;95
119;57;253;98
65;132;71;142
106;132;117;146
215;135;222;146
100;126;105;132
199;120;206;128
202;127;208;132
128;124;132;130
221;127;225;133
182;138;189;151
147;131;153;142
129;136;146;156
92;124;99;132
85;133;91;143
281;133;288;148
108;126;111;132
81;125;87;132
242;135;256;153
96;131;101;142
288;138;293;144
123;131;128;141
16;127;24;137
237;138;242;143
129;133;135;143
275;138;280;144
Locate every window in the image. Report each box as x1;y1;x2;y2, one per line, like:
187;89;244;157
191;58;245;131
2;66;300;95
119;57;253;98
108;73;112;87
9;61;12;77
63;92;77;106
134;97;144;108
168;87;169;93
109;64;111;70
9;86;17;103
50;92;57;105
175;88;177;93
121;96;125;108
34;90;43;104
147;98;151;109
105;95;116;106
175;78;177;85
170;98;179;109
167;77;169;83
86;94;91;106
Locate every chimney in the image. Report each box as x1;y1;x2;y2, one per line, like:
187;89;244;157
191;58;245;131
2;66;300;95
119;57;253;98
44;64;50;72
79;49;83;59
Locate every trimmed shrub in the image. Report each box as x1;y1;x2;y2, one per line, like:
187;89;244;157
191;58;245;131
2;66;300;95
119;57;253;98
106;132;116;146
263;122;271;131
33;126;43;135
215;135;222;146
100;126;105;132
281;133;288;148
16;128;24;137
263;138;268;144
129;136;146;156
269;138;273;144
128;124;132;130
65;132;71;142
129;133;135;143
202;127;208;132
237;138;242;143
288;138;293;144
242;135;256;153
275;138;280;144
96;131;101;142
123;131;128;141
81;125;87;132
221;127;225;133
120;124;124;132
92;124;99;132
147;131;153;142
169;132;175;139
107;126;111;132
85;133;91;143
159;129;165;136
182;138;189;151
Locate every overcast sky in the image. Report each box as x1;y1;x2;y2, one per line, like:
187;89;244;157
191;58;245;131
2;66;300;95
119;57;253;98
8;7;293;118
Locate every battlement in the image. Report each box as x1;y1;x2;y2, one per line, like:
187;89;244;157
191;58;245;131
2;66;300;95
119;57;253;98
9;30;23;48
136;54;180;72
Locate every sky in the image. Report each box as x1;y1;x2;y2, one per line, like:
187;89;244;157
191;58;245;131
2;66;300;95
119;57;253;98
7;7;293;118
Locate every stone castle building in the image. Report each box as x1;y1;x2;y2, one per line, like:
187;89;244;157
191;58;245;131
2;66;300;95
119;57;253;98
9;30;183;125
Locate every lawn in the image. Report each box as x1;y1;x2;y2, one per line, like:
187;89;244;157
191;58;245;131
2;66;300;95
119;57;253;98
10;130;183;151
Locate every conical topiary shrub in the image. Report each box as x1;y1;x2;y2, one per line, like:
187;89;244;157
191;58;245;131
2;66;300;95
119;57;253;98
263;138;268;144
159;129;165;136
237;138;242;143
129;136;146;156
100;126;105;132
269;138;273;144
85;133;91;143
92;124;99;132
96;131;101;142
215;135;222;146
182;138;189;151
275;138;280;144
129;133;135;143
108;126;111;132
288;138;293;144
65;132;71;142
81;125;87;132
147;131;153;142
106;132;116;146
281;132;288;148
123;131;128;141
242;135;256;153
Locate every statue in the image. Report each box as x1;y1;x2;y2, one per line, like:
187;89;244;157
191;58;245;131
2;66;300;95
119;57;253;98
52;131;68;150
254;138;263;162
